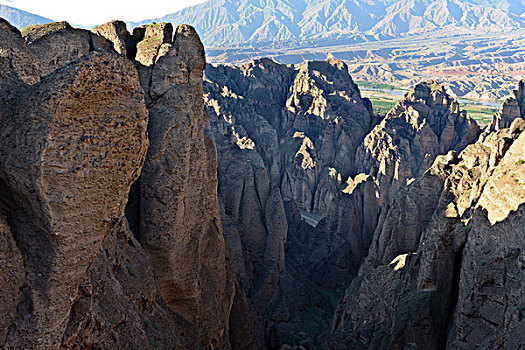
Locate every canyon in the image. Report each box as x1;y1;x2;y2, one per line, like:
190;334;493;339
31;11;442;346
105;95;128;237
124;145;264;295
0;15;523;350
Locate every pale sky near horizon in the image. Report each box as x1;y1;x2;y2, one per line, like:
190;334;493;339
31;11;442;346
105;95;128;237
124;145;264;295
0;0;207;26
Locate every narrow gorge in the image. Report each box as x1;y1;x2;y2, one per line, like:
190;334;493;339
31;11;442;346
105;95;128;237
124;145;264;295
0;17;523;350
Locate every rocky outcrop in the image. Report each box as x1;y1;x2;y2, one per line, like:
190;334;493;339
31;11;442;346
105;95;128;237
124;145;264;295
331;118;525;349
282;59;376;213
92;20;130;56
0;19;246;350
0;18;40;92
3;16;519;350
205;58;379;346
356;81;481;205
131;24;239;348
491;79;525;131
22;22;94;77
204;58;488;347
205;58;376;216
0;49;149;349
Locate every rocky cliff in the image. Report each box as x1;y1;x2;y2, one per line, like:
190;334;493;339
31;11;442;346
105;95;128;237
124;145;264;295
0;18;247;349
203;58;485;348
356;81;480;204
330;117;525;349
204;58;381;347
491;79;525;132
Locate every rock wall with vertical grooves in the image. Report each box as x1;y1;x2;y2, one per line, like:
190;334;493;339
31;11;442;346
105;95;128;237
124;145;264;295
203;59;484;347
491;79;525;132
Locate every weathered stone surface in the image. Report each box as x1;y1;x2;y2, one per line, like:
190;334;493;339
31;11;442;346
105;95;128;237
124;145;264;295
447;126;525;349
22;21;93;76
133;22;173;66
204;57;381;347
61;218;198;350
205;58;376;216
331;121;525;349
0;18;40;92
281;59;376;213
0;18;249;350
21;21;70;43
92;20;130;56
0;215;25;346
3;15;523;350
0;51;148;349
135;24;237;348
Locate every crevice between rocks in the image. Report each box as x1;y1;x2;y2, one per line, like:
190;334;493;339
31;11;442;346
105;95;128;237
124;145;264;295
125;178;141;241
440;238;466;350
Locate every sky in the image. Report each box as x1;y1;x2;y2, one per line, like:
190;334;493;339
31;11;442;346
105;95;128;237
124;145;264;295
0;0;206;26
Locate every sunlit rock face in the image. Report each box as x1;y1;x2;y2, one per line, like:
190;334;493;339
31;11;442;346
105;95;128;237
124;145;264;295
330;118;525;350
355;81;481;205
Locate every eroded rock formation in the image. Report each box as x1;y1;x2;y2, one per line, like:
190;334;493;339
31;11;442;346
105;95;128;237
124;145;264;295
204;61;486;347
331;118;525;349
204;58;380;346
356;80;480;204
491;79;525;131
0;18;246;350
1;15;523;350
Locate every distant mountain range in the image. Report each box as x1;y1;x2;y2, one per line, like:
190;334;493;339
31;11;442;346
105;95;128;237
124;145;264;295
3;0;525;46
132;0;525;47
0;4;52;29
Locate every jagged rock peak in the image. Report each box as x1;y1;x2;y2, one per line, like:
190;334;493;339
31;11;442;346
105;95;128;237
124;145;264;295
287;58;373;123
92;20;130;55
21;21;71;43
331;120;525;349
356;80;480;204
394;80;462;131
491;79;525;131
0;17;247;350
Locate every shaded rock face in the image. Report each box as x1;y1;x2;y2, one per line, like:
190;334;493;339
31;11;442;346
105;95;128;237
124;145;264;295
491;79;525;131
0;19;245;350
205;58;376;216
205;58;381;346
61;219;199;350
282;59;377;213
204;61;484;347
131;24;239;348
22;22;96;77
356;80;481;205
330;119;525;350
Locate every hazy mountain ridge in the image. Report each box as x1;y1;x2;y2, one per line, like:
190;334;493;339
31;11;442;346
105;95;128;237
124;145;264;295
132;0;525;47
0;5;52;29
